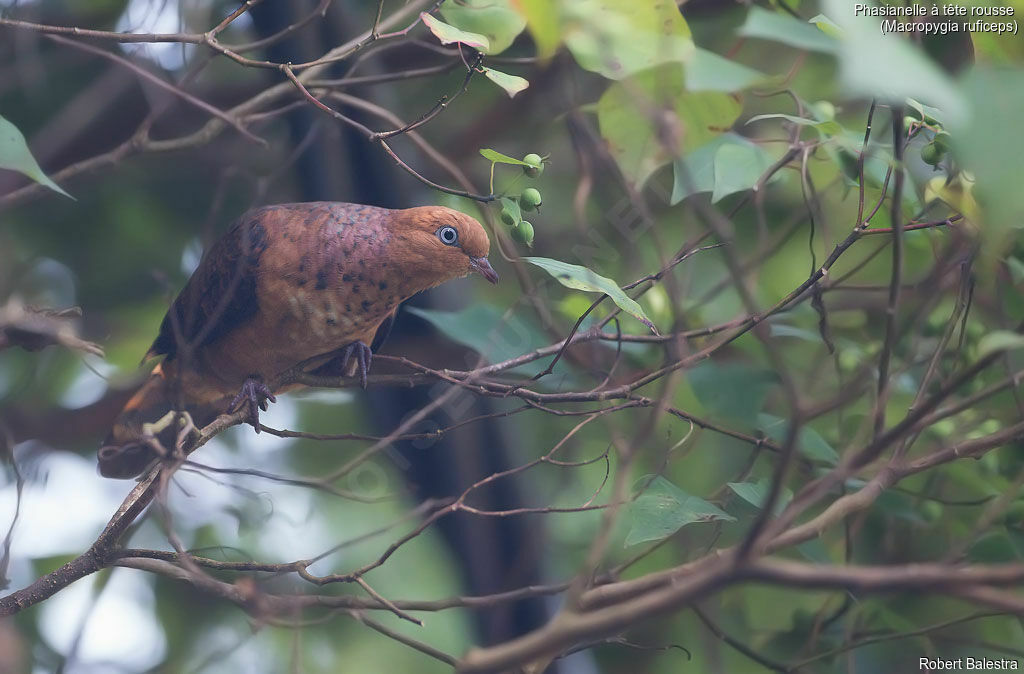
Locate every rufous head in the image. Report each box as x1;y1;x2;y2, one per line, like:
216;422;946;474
389;206;498;288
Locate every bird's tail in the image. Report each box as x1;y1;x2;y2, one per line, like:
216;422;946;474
97;363;222;478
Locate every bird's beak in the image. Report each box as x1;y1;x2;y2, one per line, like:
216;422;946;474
470;256;499;284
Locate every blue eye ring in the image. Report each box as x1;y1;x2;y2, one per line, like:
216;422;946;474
437;225;459;246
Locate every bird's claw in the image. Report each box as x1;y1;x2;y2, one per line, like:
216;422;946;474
339;340;372;389
228;376;276;432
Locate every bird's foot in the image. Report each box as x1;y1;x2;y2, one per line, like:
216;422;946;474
228;376;276;432
308;341;374;387
338;340;372;389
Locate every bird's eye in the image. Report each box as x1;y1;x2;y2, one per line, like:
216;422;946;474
437;225;459;246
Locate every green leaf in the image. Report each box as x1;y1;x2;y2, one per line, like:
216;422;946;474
738;7;838;54
626;476;735;546
524;256;657;332
1007;257;1024;285
598;65;741;188
978;331;1024;358
797;426;839;465
688;362;776;426
479;148;532;166
686;48;765;93
906;98;944;126
670;139;719;204
808;13;843;38
968;532;1021;563
420;12;490;51
710;140;776;203
728;479;792;515
797;538;831;563
562;0;694;80
482;68;530;98
746;113;842;136
768;323;822;342
821;0;966;124
499;196;522;225
875;490;928;525
440;0;525;55
31;553;79;578
519;0;560;60
826;138;922;216
0;114;73;199
866;156;923;216
671;133;775;204
954;68;1024;254
406;304;548;375
758;414;840;465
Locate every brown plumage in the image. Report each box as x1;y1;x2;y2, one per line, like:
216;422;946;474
98;202;497;478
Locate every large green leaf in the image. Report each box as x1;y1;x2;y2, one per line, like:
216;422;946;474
746;113;842;136
822;0;967;124
440;0;525;55
738;7;838;54
728;479;793;515
825;135;922;216
406;304;548;375
688;362;777;427
670;136;724;204
954;68;1024;253
969;532;1024;563
757;413;840;465
626;476;735;546
978;330;1024;358
518;0;560;60
0;114;72;199
597;65;741;188
742;5;964;122
671;133;776;204
524;257;657;332
562;0;693;80
710;140;776;203
797;538;831;563
686;48;766;93
874;490;930;526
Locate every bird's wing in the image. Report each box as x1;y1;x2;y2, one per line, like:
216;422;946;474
370;308;397;353
146;209;271;361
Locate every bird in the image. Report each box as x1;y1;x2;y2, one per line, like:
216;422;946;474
97;201;498;478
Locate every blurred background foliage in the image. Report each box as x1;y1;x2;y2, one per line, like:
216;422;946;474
2;0;1024;672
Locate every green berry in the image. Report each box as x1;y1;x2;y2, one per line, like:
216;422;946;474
903;116;917;135
520;187;542;211
813;101;835;121
522;153;543;177
838;347;861;372
929;419;956;438
500;208;517;227
933;131;953;151
920;501;942;524
921;142;944;166
512;220;534;245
